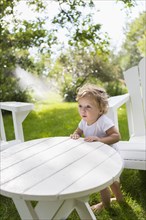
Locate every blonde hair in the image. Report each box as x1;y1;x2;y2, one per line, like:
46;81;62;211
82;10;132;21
76;83;109;114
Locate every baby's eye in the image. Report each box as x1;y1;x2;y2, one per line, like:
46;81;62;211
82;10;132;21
86;105;91;109
78;105;82;108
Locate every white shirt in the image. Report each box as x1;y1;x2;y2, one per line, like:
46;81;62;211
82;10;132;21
78;114;114;138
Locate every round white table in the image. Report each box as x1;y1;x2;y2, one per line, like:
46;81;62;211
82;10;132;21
0;137;123;220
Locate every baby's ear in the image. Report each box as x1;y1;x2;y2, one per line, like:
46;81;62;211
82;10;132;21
99;110;103;115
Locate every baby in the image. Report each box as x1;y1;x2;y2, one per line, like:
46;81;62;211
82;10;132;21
70;83;123;212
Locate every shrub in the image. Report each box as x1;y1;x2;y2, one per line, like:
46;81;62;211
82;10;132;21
0;73;31;102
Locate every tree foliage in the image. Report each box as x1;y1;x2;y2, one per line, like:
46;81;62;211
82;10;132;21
49;48;125;101
118;11;146;70
0;0;137;101
0;0;55;101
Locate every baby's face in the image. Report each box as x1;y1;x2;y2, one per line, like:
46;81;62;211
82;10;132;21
78;95;102;125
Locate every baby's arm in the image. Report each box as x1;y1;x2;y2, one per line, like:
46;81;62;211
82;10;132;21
101;126;121;144
84;126;121;144
70;127;83;139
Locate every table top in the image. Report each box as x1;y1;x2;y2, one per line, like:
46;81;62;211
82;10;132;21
0;137;123;201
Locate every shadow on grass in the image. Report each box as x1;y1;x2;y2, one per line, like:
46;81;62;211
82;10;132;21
103;201;139;220
0;195;20;220
121;169;146;211
66;200;139;220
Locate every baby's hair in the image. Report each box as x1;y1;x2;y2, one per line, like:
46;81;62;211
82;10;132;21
76;83;109;114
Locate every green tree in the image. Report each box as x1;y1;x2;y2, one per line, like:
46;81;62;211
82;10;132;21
49;48;125;101
0;0;137;101
118;12;146;70
0;0;56;101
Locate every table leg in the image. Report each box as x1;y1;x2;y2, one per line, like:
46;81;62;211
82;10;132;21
52;198;96;220
75;198;96;220
52;199;75;219
13;198;39;220
35;200;75;220
13;198;96;220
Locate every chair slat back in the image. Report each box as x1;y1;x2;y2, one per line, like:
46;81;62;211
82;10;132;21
138;57;146;118
124;58;146;137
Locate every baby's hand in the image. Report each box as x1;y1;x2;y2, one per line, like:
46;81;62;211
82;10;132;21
84;136;100;142
70;133;80;139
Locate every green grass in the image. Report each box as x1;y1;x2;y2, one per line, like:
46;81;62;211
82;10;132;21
1;101;146;220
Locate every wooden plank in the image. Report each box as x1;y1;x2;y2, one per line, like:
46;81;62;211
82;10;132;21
124;160;146;170
23;147;119;199
1;140;102;185
60;153;123;199
1;137;70;169
124;66;145;136
138;57;146;117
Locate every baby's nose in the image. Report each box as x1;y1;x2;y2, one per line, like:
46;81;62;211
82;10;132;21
81;107;86;112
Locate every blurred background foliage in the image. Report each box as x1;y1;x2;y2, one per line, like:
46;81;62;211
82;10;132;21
0;0;145;102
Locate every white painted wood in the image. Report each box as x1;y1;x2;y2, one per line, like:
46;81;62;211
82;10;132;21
12;110;30;141
13;199;39;220
75;200;96;220
108;94;129;109
138;57;146;116
124;66;145;136
125;98;134;136
0;101;34;142
52;200;76;220
35;200;66;219
117;142;145;160
124;160;146;170
107;94;129;129
0;102;34;153
1;138;121;200
0;140;21;151
107;58;146;170
0;102;34;112
0;137;123;220
117;141;146;170
129;135;145;143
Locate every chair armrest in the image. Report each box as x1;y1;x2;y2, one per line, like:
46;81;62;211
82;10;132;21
107;93;130;129
0;102;34;112
108;93;130;109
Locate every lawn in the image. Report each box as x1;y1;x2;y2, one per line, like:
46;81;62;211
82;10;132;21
0;100;146;220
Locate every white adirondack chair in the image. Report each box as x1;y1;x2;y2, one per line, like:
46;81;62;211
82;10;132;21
0;102;34;151
107;57;146;170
